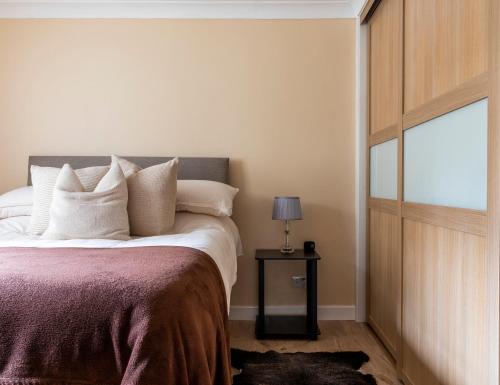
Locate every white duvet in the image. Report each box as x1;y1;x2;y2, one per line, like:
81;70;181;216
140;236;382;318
0;212;242;309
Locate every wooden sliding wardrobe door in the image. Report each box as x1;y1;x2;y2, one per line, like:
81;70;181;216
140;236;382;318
366;0;403;360
363;0;499;384
400;0;493;384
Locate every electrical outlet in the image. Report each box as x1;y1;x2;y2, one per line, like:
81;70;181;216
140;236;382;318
291;275;306;288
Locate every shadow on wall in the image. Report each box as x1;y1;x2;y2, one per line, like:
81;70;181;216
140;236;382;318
228;158;356;307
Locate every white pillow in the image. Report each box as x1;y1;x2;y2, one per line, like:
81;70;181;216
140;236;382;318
42;163;130;240
0;186;33;219
112;155;178;236
29;165;110;235
176;180;238;217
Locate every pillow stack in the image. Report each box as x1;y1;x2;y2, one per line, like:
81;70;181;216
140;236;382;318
12;155;239;240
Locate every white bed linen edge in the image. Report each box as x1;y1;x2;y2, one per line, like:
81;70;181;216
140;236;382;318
0;212;242;311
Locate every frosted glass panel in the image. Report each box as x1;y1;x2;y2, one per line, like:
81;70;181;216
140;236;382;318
370;139;398;200
404;99;488;210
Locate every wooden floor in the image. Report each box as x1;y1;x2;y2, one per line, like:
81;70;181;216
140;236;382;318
230;320;400;385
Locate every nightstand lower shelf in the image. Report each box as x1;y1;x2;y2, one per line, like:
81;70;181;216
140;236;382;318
255;315;320;340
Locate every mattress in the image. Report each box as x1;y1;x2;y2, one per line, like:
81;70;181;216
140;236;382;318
0;212;242;309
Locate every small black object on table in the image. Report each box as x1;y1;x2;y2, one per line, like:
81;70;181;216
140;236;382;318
255;249;321;340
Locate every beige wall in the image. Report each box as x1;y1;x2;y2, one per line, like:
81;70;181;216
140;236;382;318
0;19;356;307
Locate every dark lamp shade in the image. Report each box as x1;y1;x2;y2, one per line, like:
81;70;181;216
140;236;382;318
272;197;303;221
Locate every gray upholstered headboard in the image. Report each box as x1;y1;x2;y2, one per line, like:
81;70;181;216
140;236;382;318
27;156;229;185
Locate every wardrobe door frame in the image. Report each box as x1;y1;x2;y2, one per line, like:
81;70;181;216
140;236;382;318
488;0;500;383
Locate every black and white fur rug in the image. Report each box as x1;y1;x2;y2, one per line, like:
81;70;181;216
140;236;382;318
231;349;377;385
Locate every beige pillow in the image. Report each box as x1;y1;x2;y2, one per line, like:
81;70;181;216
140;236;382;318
176;180;239;217
42;163;130;240
112;155;178;236
29;165;109;235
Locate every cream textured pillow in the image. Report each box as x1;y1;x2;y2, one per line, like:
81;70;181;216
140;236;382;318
177;180;239;217
112;155;178;236
29;165;109;235
42;163;130;240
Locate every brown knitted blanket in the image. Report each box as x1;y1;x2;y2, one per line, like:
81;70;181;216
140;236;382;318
0;246;231;385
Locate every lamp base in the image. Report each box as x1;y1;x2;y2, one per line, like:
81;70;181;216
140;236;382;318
280;245;295;254
280;220;295;254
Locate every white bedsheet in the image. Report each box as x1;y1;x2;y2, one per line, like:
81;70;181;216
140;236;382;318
0;212;242;309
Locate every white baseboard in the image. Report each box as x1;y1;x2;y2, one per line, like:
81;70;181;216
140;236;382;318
229;305;355;321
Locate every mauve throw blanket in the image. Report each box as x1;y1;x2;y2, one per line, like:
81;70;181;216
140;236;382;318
0;246;232;385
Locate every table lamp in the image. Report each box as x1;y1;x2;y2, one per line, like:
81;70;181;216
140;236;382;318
272;196;302;254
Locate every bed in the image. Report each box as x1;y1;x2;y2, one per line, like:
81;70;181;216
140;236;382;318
0;156;241;385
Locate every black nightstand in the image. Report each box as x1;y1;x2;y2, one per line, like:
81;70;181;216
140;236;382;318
255;249;321;340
